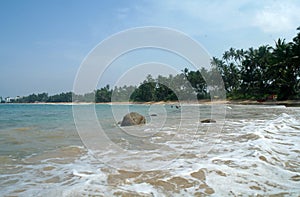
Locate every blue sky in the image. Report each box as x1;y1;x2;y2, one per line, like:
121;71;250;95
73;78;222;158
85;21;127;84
1;0;300;97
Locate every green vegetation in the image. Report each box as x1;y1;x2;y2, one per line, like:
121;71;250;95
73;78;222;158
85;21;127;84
129;73;201;102
3;27;300;103
214;27;300;100
9;71;208;103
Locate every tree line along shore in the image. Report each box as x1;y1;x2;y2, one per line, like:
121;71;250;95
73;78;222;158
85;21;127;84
2;27;300;104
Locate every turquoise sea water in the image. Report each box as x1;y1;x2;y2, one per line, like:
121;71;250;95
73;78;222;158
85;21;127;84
0;104;78;158
0;103;300;196
0;104;167;158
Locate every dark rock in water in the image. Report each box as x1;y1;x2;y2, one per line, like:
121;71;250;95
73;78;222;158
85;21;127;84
200;119;216;123
150;114;157;117
121;112;146;126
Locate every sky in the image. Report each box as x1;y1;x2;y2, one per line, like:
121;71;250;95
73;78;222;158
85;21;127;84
1;0;300;97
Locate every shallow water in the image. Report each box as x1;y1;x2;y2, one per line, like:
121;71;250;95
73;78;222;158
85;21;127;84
0;103;299;196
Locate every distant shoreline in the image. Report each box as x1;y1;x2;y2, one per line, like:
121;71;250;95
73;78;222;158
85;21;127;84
227;100;300;106
2;99;300;106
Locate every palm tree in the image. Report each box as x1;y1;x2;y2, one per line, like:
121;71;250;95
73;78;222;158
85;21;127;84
270;38;296;100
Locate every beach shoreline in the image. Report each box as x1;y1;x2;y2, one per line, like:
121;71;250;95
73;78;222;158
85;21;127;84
3;99;300;106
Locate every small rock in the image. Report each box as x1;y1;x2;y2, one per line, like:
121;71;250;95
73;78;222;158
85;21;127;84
200;119;216;123
150;114;157;117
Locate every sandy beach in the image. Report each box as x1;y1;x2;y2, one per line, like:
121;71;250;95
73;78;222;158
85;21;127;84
22;99;300;106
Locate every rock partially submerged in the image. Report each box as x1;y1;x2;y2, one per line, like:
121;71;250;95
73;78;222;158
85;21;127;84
200;119;216;123
121;112;146;126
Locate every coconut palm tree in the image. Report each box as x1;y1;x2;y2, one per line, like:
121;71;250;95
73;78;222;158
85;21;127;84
270;38;296;100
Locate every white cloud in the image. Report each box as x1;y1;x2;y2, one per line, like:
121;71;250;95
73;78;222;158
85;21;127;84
253;1;300;33
107;0;300;57
122;0;257;36
123;0;300;35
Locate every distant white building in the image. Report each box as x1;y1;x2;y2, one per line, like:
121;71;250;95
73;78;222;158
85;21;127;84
5;97;14;103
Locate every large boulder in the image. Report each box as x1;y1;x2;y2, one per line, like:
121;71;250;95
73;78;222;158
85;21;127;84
121;112;146;126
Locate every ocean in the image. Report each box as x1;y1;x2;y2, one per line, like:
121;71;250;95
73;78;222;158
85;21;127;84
0;103;299;196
